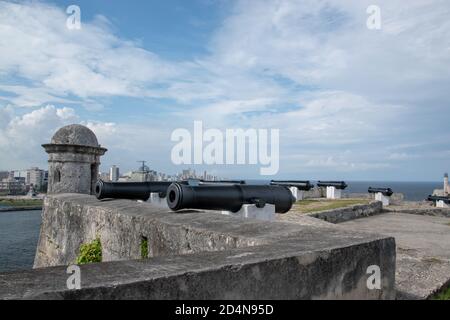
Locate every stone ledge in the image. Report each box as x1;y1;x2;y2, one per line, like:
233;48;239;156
386;207;450;218
2;237;395;300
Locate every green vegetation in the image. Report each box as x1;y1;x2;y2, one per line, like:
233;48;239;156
431;286;450;300
141;237;149;259
76;238;102;265
0;199;43;207
294;199;371;214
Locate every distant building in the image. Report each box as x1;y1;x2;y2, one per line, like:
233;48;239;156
27;167;45;190
99;172;110;182
445;173;449;195
130;164;159;182
104;165;220;183
109;165;119;182
433;173;450;197
0;177;26;195
0;171;9;181
130;169;150;182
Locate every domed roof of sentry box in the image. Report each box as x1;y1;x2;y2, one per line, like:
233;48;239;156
51;124;99;147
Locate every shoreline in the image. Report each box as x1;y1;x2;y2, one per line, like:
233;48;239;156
0;206;42;212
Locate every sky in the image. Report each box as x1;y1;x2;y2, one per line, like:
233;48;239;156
0;0;449;181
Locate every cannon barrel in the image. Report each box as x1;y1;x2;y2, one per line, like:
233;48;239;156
368;187;393;197
198;180;246;185
270;180;314;191
95;180;174;201
427;195;450;203
317;181;348;190
166;183;295;214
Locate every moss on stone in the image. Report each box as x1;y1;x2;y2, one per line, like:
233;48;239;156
141;237;148;259
76;238;102;265
431;286;450;300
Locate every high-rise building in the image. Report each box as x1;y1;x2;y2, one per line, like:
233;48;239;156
27;167;45;189
109;165;120;182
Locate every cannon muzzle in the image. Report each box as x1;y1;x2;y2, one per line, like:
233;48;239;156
167;183;295;214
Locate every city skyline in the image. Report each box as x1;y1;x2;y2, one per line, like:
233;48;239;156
1;164;445;183
1;164;220;184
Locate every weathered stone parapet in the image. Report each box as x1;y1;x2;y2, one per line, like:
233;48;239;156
3;236;396;300
308;201;383;224
25;193;397;299
385;206;450;218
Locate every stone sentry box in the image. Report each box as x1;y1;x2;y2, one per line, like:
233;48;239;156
42;124;107;195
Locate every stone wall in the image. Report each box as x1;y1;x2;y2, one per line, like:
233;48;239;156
386;206;450;218
21;193;398;300
3;239;397;300
308;201;383;224
342;193;404;205
35;194;262;267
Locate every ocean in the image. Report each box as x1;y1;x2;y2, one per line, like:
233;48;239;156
0;181;442;273
0;210;42;273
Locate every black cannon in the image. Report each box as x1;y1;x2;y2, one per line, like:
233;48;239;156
166;183;295;214
427;195;450;204
198;180;246;185
270;180;314;191
95;180;175;201
368;187;394;197
317;181;348;190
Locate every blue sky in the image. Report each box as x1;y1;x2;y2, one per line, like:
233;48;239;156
0;0;450;181
53;0;229;60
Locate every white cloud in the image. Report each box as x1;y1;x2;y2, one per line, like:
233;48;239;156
0;1;179;107
0;105;78;169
